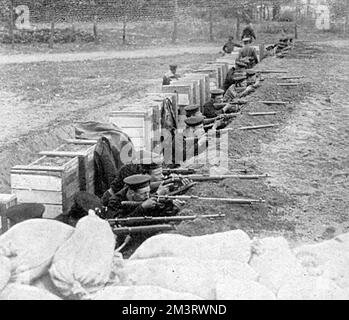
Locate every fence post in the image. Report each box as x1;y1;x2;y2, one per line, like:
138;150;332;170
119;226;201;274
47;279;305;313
172;0;178;43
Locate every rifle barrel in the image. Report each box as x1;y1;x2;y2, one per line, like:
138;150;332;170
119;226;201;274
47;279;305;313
112;224;175;235
258;101;287;105
109;214;225;226
158;195;266;204
184;174;269;181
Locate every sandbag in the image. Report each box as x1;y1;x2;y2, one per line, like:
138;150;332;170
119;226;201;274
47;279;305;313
92;285;203;300
0;284;61;300
249;237;305;293
294;238;349;288
277;275;348;300
216;279;276;300
0;219;75;283
32;273;65;299
0;256;11;293
130;230;251;263
117;257;258;299
49;211;115;299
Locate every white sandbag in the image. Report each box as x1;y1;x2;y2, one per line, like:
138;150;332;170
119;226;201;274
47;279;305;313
117;257;258;299
49;211;115;299
216;279;276;300
277;275;348;300
294;239;349;288
335;232;349;249
249;237;305;293
0;256;11;293
0;284;62;300
0;219;74;284
32;273;65;299
92;285;203;300
130;230;251;263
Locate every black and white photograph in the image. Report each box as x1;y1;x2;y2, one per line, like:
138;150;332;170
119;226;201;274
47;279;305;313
0;0;348;302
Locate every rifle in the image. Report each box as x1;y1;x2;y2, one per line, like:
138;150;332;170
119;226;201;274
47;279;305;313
168;182;197;196
183;174;269;181
108;214;225;227
163;168;196;175
112;224;176;235
121;195;265;207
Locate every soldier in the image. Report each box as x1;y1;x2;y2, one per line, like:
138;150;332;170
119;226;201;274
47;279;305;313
237;38;259;69
183;116;206;138
101;151;192;207
222;36;242;55
162;64;181;86
202;89;225;119
59;192;103;226
184;104;203;118
3;203;45;230
103;175;185;219
241;22;256;43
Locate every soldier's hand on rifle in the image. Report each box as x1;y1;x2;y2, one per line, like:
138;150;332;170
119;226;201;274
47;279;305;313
173;200;186;208
157;181;174;195
141;197;158;210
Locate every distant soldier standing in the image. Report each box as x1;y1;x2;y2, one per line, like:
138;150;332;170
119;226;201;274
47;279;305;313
162;64;181;86
241;22;256;43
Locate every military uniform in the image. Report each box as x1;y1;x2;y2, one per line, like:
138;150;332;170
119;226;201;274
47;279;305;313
237;43;259;69
162;64;181;86
222;39;242;54
202;89;225;120
104;175;179;219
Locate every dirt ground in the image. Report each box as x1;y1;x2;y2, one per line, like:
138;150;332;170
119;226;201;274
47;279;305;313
0;38;348;255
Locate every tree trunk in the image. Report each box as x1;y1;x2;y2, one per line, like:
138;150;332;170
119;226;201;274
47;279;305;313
93;16;99;44
209;8;214;42
10;0;14;49
122;14;127;45
49;19;54;49
172;0;178;43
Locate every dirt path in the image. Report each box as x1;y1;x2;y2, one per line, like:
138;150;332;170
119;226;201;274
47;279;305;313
0;45;221;65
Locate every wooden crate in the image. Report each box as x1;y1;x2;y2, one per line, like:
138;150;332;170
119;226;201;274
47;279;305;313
207;61;229;83
182;73;209;106
172;79;201;106
162;83;194;107
0;194;17;234
216;58;236;69
202;64;224;88
38;140;96;195
11;155;81;219
110;107;155;151
192;69;219;91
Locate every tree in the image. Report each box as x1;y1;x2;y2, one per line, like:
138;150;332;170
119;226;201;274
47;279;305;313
111;0;145;45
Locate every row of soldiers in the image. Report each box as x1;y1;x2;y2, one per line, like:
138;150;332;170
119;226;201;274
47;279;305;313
59;33;264;227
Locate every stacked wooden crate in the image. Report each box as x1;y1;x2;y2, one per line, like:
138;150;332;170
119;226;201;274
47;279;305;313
10;140;96;219
0;194;18;234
